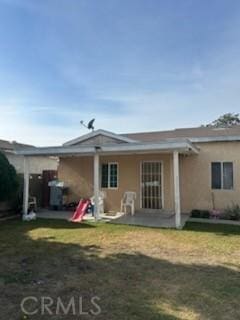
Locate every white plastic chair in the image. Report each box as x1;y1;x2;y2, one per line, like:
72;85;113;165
121;191;136;216
91;191;106;214
28;196;37;212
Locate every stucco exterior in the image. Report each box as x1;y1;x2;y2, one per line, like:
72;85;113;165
180;141;240;212
58;141;240;213
59;154;174;212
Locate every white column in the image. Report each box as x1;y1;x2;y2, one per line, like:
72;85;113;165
93;153;100;220
23;157;30;215
173;151;181;229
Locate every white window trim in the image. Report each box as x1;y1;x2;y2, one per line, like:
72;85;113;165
101;162;119;189
211;161;234;191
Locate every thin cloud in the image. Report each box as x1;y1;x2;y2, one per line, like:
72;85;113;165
0;1;240;145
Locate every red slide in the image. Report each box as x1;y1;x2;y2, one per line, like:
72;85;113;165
70;199;91;222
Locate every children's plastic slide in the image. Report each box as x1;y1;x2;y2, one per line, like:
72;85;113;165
70;199;91;222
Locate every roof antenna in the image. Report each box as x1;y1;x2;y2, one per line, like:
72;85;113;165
80;119;95;131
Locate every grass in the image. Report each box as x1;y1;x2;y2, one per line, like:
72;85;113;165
0;219;240;319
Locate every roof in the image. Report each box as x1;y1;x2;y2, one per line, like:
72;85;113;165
123;126;240;143
16;139;199;156
0;139;35;153
0;139;13;151
63;129;138;146
13;125;240;157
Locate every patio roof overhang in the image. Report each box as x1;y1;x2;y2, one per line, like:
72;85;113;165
16;139;199;157
20;138;195;229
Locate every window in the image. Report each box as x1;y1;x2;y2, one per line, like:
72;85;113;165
211;162;221;189
101;164;109;188
223;162;233;189
211;162;233;190
101;163;118;188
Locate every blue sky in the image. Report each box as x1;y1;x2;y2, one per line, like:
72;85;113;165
0;0;240;145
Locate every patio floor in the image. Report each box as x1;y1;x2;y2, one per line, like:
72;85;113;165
110;212;190;229
36;208;122;222
36;209;189;229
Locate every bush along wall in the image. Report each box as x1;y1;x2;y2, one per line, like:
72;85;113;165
191;204;240;221
191;209;210;219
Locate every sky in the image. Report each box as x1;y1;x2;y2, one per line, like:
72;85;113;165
0;0;240;146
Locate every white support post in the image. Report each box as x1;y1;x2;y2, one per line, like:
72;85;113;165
173;151;181;229
23;157;30;215
93;153;100;220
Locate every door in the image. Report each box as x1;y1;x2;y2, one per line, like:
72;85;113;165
42;170;58;207
141;161;163;209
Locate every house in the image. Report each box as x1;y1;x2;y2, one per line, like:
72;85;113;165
1;139;59;208
17;126;240;228
0;139;58;175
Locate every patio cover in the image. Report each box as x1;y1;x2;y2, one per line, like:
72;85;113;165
16;138;199;229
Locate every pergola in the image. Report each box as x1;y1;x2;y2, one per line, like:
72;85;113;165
17;139;199;229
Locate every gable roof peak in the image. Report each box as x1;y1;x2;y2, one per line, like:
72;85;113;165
63;129;138;146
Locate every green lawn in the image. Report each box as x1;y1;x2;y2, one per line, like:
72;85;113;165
0;219;240;320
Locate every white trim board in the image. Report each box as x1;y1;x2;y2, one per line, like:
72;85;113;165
16;140;199;157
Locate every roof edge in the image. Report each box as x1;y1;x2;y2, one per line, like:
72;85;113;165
16;139;198;156
189;136;240;143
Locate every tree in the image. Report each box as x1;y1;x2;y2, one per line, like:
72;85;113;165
0;152;19;202
205;113;240;128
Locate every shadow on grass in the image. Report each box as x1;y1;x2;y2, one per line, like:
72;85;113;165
184;221;240;236
0;217;96;230
1;220;240;320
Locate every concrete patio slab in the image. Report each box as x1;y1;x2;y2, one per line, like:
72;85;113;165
36;209;189;229
37;209;72;220
36;209;123;222
110;212;190;229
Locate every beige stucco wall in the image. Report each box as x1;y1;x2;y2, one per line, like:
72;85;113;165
58;141;240;213
6;153;58;174
58;154;174;212
58;156;94;203
180;141;240;212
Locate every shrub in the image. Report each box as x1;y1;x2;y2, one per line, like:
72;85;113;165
0;152;19;202
191;209;210;219
191;209;201;218
221;204;240;221
210;209;222;219
200;210;211;219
